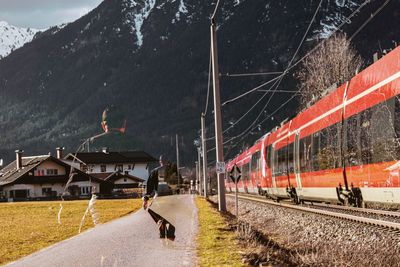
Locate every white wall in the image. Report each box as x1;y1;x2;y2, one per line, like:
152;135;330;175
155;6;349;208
3;181;99;198
114;177;141;185
35;160;66;176
87;163;150;181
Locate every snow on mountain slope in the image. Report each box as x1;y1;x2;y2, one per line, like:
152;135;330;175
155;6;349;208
0;21;40;59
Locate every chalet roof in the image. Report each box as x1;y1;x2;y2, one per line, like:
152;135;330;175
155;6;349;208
0;155;101;186
65;151;157;164
90;172;144;183
0;155;50;186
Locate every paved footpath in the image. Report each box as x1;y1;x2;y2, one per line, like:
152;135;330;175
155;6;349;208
7;195;198;267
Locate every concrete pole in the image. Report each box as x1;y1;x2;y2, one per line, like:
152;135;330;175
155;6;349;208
201;113;208;198
176;134;180;192
195;161;199;192
197;147;202;195
210;18;226;212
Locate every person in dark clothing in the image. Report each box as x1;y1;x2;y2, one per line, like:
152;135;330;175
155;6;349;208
142;155;166;209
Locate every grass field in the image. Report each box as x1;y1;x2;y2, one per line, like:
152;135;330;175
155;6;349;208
0;199;142;266
196;198;246;267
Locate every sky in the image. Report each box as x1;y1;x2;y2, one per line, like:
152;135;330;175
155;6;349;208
0;0;104;29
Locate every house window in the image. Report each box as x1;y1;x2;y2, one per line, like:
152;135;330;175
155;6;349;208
115;164;123;172
100;165;107;172
42;187;52;196
124;171;129;175
46;169;58;175
80;186;91;195
128;164;135;170
124;178;127;182
80;164;88;172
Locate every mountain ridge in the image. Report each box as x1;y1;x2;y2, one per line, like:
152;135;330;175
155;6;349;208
0;0;399;165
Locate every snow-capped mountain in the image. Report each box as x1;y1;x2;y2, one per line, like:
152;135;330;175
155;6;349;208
0;21;40;59
0;0;398;164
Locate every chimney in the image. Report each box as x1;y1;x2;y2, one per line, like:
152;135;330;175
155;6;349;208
102;147;109;154
15;150;23;170
56;147;64;159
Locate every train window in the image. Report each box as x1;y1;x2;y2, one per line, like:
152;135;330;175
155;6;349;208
276;146;288;176
288;142;294;173
242;163;250;181
266;145;272;168
273;146;278;176
317;124;340;170
312;131;320;171
395;95;400;157
299;135;312;173
345;113;360;166
251;151;261;172
360;108;372;164
370;98;398;163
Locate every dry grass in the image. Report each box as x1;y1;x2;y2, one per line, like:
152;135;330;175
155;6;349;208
0;199;142;266
195;198;246;267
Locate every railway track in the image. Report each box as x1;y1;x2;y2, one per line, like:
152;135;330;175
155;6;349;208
228;193;400;232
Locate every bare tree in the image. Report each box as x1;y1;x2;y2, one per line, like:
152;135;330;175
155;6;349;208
296;34;364;109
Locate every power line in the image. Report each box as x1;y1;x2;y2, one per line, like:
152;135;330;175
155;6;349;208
257;89;298;93
203;45;212;116
221;0;373;106
222;0;322;144
211;0;220;20
349;0;391;41
224;0;389;156
221;71;283;77
221;74;284;106
208;0;322;153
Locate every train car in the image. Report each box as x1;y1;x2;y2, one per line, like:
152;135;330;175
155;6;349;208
225;141;263;194
225;45;400;207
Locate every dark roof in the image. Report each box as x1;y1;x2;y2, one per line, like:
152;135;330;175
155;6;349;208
0;155;50;186
65;151;157;164
90;172;144;183
0;155;101;186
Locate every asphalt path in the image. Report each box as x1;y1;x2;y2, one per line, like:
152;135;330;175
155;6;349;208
7;194;198;267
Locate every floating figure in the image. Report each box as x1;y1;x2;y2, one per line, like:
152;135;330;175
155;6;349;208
58;107;126;227
101;106;127;134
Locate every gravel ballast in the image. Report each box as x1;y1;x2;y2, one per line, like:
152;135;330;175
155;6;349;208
211;195;400;266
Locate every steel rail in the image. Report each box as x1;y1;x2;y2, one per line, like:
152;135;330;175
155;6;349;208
228;194;400;231
304;202;400;218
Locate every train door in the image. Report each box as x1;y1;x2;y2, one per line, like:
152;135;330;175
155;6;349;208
294;132;302;189
271;144;277;188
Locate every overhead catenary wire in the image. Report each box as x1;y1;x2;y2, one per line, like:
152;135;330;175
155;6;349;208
221;71;283;77
349;0;391;41
203;45;212;116
224;0;392;157
211;0;220;20
207;0;323;152
211;0;322;144
222;0;374;106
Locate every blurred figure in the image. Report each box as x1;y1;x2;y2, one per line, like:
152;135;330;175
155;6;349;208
142;155;167;209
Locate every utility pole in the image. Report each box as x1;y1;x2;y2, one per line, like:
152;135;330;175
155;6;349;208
210;16;226;212
201;113;208;197
195;161;199;192
197;147;202;195
176;134;180;191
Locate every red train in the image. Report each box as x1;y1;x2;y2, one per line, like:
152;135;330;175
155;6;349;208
226;45;400;207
